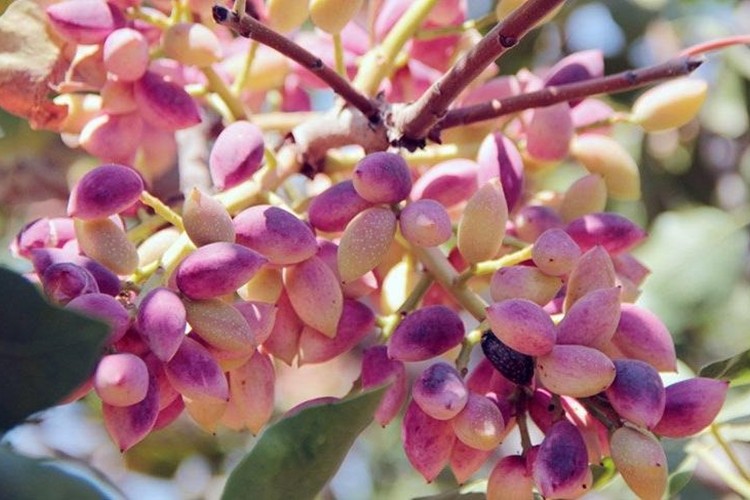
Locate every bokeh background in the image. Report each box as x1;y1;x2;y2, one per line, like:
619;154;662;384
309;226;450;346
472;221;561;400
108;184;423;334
1;0;749;498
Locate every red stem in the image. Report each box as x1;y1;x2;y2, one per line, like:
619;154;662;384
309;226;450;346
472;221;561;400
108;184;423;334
212;5;380;122
435;55;703;133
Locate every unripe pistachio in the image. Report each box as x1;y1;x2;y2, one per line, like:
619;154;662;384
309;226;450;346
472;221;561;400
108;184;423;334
103;28;149;81
74;217;138;275
536;345;616;397
560;174;608;222
380;260;421;315
102;372;159;452
309;0;363;34
267;0;309;33
411;159;479;209
487;454;534;500
480;332;534;385
46;0;124;44
476;132;525;212
337;207;397;283
457;178;508;264
94;353;149;406
137;287;186;362
184;298;255;353
234;205;318;266
176;242;267;299
412;362;468;420
566;212;647;255
298;299;374;364
652;378;729;438
54;93;102;135
544;50;604;90
571;134;641;201
490;265;562;306
399;199;452;248
233;300;278;347
100;80;137;114
31;248;121;296
388;305;464;362
209;120;265;190
450;439;492;485
533;420;592;498
451;393;505;451
67;292;130;344
353;151;412;204
611;303;677;372
610;426;668;500
605;360;665;429
531;227;581;276
153;396;185;432
402;400;456;482
11;217;75;259
486;299;556;356
261;292;302;365
308;180;373;232
238;266;284;303
556;287;621;346
182;188;235;246
284;256;343;338
514;205;563;243
361;345;407;427
68;164;144;220
134;124;178;182
183;395;227;433
631;78;708;132
79;111;143;164
42;262;99;304
229;352;275;435
564;245;616;310
134;71;201;131
163;22;221;67
526;103;573;162
165;336;229;402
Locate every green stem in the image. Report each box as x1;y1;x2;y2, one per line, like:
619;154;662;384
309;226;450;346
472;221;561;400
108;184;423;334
127;6;170;29
127;213;168;244
353;0;440;96
139;191;184;231
711;424;750;483
474;245;533;276
333;33;346;77
455;328;483;375
232;40;259;95
515;391;533;452
415;12;497;40
202;66;246;122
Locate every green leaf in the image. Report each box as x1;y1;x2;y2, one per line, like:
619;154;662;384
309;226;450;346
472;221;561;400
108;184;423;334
668;469;695;496
0;267;109;431
221;387;386;500
0;446;115;499
699;349;750;387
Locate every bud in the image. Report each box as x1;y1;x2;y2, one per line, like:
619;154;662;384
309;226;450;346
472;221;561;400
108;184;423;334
566;213;647;255
184;298;255;353
476;132;524;212
46;0;124;44
234;205;318;266
411;159;479;209
487;454;534;500
176;242;266;300
631;78;708;132
308;180;373;232
67;292;130;344
361;345;407;426
182;188;235;246
412;362;468;420
486;299;556;356
610;426;668;500
399;199;452;248
94;353;149;407
536;345;616;397
209;121;265;190
165;336;229;402
75;217;139;275
229;352;275;435
560;174;608;222
388;305;464;362
533;421;592;498
457;179;508;264
402;400;456;482
531;228;581;276
309;0;363;34
163;22;221;67
298;299;374;364
68;164;144;220
490;265;562;306
571;134;641;201
605;360;665;429
480;332;534;385
564;245;616;310
338;207;397;283
103;28;149;81
137;287;186;362
102;372;159;452
556;287;621;346
612;304;677;372
134;71;201;131
452;393;505;451
353;152;412;204
284;256;343;338
652;378;729;438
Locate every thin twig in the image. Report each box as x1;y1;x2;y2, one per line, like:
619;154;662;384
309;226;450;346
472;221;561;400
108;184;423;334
393;0;567;149
435;55;704;132
212;5;380;122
